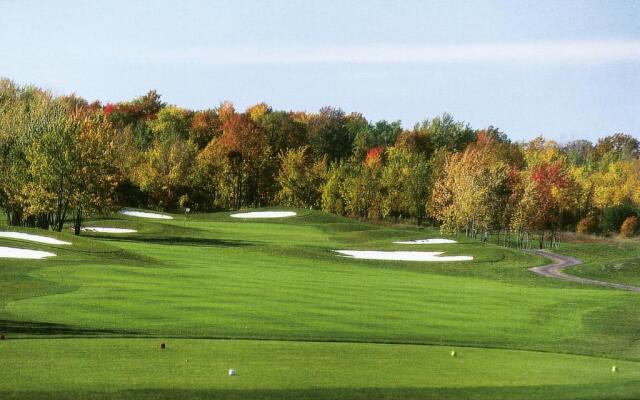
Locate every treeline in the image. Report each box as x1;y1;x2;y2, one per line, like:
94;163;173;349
0;79;638;244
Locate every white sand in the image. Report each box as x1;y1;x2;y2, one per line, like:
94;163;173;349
119;210;173;220
0;231;71;245
0;246;56;259
393;238;457;244
230;211;297;219
81;227;138;233
335;250;473;262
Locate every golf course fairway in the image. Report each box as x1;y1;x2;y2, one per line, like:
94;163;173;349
1;209;640;399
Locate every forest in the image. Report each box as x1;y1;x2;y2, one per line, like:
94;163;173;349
0;79;638;246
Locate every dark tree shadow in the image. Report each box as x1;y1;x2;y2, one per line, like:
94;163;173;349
95;236;259;248
0;320;135;336
0;384;632;400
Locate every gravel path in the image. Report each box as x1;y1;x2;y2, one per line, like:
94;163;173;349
527;249;640;292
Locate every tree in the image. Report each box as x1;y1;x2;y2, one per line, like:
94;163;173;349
217;101;236;124
480;125;510;143
406;154;431;225
0;80;36;225
594;133;640;163
135;138;197;210
563;140;594;166
381;147;410;219
3;77;639;243
342;153;384;219
414;113;476;153
372;120;403;147
148;106;193;143
106;90;164;126
307;107;353;162
352;119;402;161
0;86;117;233
218;113;270;208
275;147;326;208
346;113;372;161
509;177;538;248
246;102;272;122
569;164;596;221
430;136;510;238
256;111;308;201
322;162;349;215
110;123;148;208
527;160;573;247
189;109;221;149
395;129;434;157
381;147;431;224
68;110;118;235
257;111;307;154
105;90;164;149
21;96;79;231
192;138;230;210
590;160;640;210
514;138;579;247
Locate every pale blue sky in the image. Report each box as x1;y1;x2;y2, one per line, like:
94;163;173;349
1;0;639;142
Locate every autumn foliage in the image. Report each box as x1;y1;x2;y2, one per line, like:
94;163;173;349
621;216;638;238
365;146;384;166
1;78;639;245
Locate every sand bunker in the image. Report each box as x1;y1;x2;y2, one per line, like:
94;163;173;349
0;231;71;245
0;246;56;259
231;211;297;219
335;250;473;262
81;227;138;234
119;210;173;220
393;238;457;244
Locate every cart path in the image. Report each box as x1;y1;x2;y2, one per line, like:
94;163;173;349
527;249;640;292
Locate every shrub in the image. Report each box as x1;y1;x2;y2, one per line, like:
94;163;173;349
620;216;639;238
576;215;599;234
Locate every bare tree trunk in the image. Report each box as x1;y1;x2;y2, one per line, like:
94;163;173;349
53;200;69;232
73;207;82;236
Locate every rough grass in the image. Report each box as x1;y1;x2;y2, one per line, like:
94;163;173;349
1;209;640;399
559;240;640;286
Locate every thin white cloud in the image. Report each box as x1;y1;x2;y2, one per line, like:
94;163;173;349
148;40;640;65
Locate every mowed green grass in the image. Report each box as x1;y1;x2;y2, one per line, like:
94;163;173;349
1;209;640;399
2;339;639;400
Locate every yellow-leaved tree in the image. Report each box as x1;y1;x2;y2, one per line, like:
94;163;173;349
431;135;510;239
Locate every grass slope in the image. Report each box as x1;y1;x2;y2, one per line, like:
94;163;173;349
559;240;640;286
1;210;640;399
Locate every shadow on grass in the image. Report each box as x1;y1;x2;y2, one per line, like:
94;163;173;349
95;236;259;248
0;320;134;336
3;383;640;400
